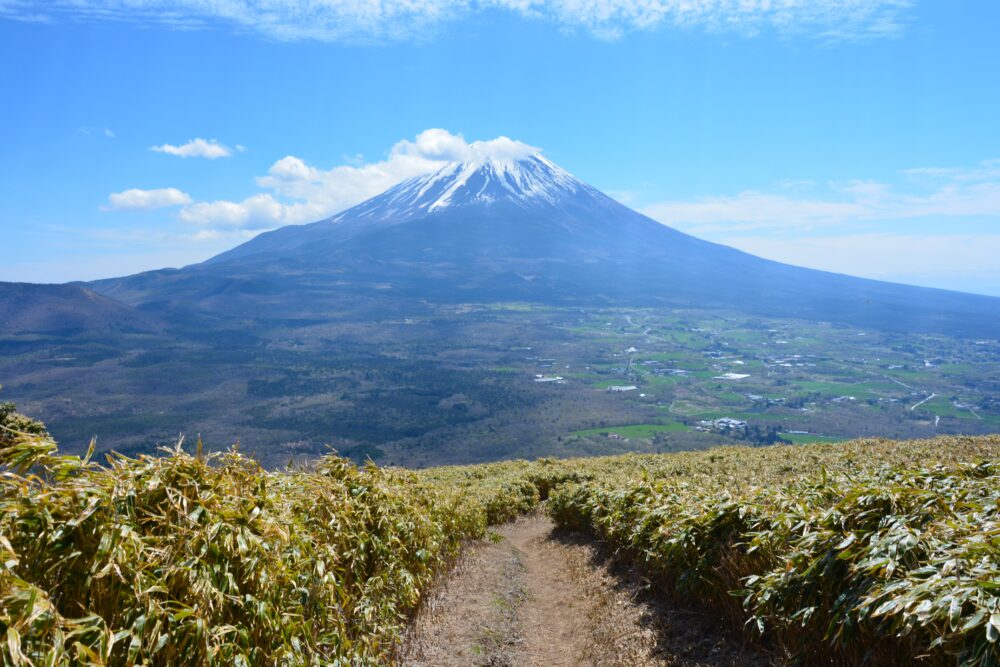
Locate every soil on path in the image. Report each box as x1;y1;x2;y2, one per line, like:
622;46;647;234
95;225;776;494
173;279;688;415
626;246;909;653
400;513;771;666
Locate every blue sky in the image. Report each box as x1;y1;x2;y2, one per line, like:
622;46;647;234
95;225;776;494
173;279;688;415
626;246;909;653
1;1;999;295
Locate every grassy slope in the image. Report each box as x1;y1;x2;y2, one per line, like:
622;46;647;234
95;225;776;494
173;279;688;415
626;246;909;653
1;420;998;665
543;437;1000;666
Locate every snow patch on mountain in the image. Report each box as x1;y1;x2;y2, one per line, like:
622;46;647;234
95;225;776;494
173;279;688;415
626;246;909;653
330;154;598;223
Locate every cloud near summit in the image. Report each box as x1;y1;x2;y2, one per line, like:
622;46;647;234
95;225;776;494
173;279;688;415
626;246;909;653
174;129;538;231
396;130;539;163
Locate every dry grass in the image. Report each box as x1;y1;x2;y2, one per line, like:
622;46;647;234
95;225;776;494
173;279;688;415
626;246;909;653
0;426;524;665
545;437;1000;666
2;404;998;666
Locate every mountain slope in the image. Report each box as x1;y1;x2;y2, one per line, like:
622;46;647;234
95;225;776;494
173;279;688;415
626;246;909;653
200;154;665;284
93;154;1000;337
0;282;159;335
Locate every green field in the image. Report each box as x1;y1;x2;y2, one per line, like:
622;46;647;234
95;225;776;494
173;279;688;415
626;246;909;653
571;422;691;438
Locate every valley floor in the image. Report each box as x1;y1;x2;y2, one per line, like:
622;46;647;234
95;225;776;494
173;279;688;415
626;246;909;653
400;513;768;667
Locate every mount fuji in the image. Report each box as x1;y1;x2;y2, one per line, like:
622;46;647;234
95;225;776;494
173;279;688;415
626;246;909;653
94;153;999;337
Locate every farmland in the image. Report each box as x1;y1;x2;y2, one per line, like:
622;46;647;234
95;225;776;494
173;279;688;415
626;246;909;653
2;302;999;468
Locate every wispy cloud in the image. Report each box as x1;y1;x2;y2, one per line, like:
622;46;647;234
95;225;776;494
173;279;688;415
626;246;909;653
103;187;192;210
0;224;254;282
0;0;913;42
174;128;537;231
77;126;116;138
720;233;1000;296
642;191;870;233
639;158;1000;295
491;0;913;41
641;160;1000;235
151;138;237;159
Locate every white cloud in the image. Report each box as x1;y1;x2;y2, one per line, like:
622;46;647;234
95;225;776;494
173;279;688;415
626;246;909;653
104;187;192;210
151;138;235;159
179;194;285;230
175;128;538;230
642;160;1000;235
0;0;913;42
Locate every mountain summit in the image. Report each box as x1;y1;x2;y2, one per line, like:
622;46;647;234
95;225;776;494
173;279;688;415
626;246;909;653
335;154;588;219
97;155;1000;337
208;153;637;265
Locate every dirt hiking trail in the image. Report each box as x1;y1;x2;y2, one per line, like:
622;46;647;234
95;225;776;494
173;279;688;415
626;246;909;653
401;513;771;666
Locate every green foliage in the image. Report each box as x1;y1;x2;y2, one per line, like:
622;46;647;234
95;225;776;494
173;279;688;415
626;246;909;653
544;437;1000;666
1;411;998;666
0;400;49;446
0;431;504;665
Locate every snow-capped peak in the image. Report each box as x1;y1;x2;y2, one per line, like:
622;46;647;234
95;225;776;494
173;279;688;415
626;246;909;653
415;154;581;211
330;153;597;223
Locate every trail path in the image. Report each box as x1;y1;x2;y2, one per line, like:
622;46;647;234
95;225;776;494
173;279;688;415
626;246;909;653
401;514;767;667
909;392;937;411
